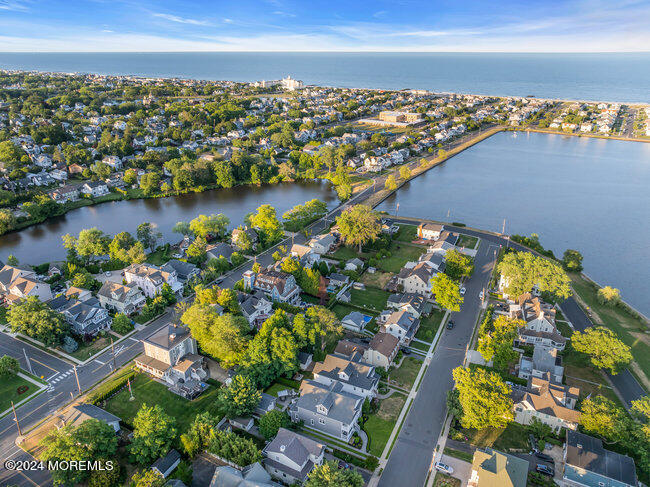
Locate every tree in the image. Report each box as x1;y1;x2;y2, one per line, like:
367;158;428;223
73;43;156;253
0;209;16;234
292;306;342;349
571;326;632;374
384;174;397;190
258;410;291;440
123;168;138;185
68;227;109;262
399;165;411;179
217;287;240;313
0;355;19;377
91;161;111;180
112;313;133;334
446;388;463;418
452;366;514;429
8;296;69;347
580;396;630;443
181;305;249;366
631;396;650;441
129;470;166;487
186;236;207;263
218;374;262;419
497;251;571;301
129;404;177;464
562;249;583;272
89;465;121;487
189;213;230;239
137;222;161;252
180;411;221;457
6;254;18;266
109;231;145;264
431;273;463;312
173;221;192;236
305;460;364;487
444;249;474;279
477;315;524;371
597;286;621;306
247;204;283;248
139;172;161;195
336;205;381;253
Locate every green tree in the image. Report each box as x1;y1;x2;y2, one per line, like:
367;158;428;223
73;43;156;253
217;287;240;313
129;404;177;464
247;204;283;248
91;161;111;180
562;249;583;272
292;306;342;349
631;396;650;442
452;366;514;429
580;395;630;443
0;209;16;234
66;227;109;262
109;231;145;264
128;470;166;487
258;409;291;440
384;174;397;190
305;460;364;487
477;315;524;371
180;411;221;457
571;326;632;374
399;165;411;179
497;251;572;301
0;355;20;376
139;172;161;195
88;464;121;487
218;374;262;419
123;168;138;185
186;236;208;263
335;205;381;253
137;222;161;252
444;249;475;279
189;213;230;239
8;296;69;347
6;254;18;266
172;221;192;236
597;286;621;306
112;313;133;334
431;273;463;312
181;305;249;366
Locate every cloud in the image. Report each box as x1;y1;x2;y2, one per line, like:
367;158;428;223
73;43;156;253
0;0;29;11
152;13;211;26
373;10;387;18
272;10;296;17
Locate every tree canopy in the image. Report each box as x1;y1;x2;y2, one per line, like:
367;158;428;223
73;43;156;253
497;251;571;301
218;374;261;419
8;296;69;347
431;273;463;312
305;460;364;487
571;326;632;374
247;204;284;248
444;249;475;280
129;403;177;464
335;205;381;252
452;366;513;429
258;410;291;440
477;315;524;371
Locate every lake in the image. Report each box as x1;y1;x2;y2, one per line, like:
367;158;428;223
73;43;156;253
1;52;649;102
0;181;337;265
377;131;650;316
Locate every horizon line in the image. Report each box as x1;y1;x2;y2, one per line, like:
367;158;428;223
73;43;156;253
1;50;649;54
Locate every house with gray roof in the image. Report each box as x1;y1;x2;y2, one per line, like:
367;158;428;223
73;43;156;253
386;292;426;318
518;345;564;384
381;309;420;345
291;380;363;441
307;234;336;254
97;281;145;315
209;462;280;487
50;296;112;336
341;311;367;332
206;242;236;263
312;352;379;399
161;259;200;283
263;428;325;484
237;290;273;328
563;430;637;487
58;403;121;433
151;449;181;479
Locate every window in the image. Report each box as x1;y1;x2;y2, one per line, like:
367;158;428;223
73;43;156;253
319;418;325;424
310;419;314;425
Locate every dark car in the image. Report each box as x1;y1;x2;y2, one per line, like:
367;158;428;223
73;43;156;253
529;434;540;453
402;347;412;355
338;460;351;470
447;320;455;329
535;452;555;464
536;464;554;477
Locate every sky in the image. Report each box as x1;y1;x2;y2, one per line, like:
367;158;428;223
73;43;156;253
0;0;649;52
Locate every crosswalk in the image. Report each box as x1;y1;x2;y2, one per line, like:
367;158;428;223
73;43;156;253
49;368;74;385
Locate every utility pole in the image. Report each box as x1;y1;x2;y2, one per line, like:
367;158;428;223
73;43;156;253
11;401;21;436
73;365;81;396
22;348;33;375
111;338;117;371
502;218;506;235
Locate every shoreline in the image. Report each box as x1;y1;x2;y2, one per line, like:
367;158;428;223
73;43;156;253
510;126;650;143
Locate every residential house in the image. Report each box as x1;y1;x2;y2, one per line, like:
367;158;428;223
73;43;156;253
49;185;80;204
0;265;52;305
468;448;529;487
363;332;400;369
312;352;379;399
58;403;121;433
518;345;564;384
345;258;364;271
80;181;109;197
101;155;122;170
341;311;368;333
210;463;281;487
263;428;325;484
160;259;200;284
97;281;146;315
124;263;182;298
255;393;277;416
308;234;337;254
386;292;426;318
290;380;363;441
134;324;207;398
427;231;459;255
290;244;320;268
563;430;638;487
49;295;112;336
151;449;181;479
381;309;420;345
396;262;437;298
417;222;444;240
512;377;580;433
242;269;301;304
327;272;349;288
511;294;566;350
418;252;446;272
237;290;273;328
206;242;236;263
231;227;258;250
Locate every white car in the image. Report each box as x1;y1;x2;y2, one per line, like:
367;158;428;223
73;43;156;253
479;290;485;300
435;462;454;475
105;271;112;277
459;287;466;295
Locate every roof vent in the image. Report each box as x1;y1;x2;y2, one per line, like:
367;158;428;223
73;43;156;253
280;445;286;452
170;333;176;341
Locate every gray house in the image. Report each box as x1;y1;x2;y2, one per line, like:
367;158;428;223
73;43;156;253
49;296;112;336
263;428;325;484
312;352;379;399
161;259;200;283
291;380;363;441
210;462;280;487
341;311;367;332
59;403;121;433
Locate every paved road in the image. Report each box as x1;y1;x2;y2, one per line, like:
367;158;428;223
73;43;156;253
378;237;500;487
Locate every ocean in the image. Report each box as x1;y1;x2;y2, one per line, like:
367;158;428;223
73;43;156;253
0;52;649;102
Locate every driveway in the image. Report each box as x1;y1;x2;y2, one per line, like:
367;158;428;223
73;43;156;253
439;454;472;487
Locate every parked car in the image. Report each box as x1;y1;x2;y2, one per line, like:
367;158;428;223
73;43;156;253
402;347;412;355
536;464;554;477
447;320;455;329
479;290;484;300
435;462;454;475
105;271;112;277
459;286;466;295
535;452;555;464
529;434;540;453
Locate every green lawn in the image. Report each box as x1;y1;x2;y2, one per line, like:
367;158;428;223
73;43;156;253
331;246;373;261
460;422;530;452
389;356;422;389
64;335;112;361
264;383;291;397
409;341;430;352
457;234;479;249
146;246;174;266
562;346;621;405
104;373;223;431
0;372;39;413
443;447;473;463
378;242;425;273
331;303;362;320
569;273;650;383
349;287;391;312
415;309;446;343
364;394;406;456
394;224;419;243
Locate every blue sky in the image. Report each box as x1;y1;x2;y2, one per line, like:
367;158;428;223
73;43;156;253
0;0;648;52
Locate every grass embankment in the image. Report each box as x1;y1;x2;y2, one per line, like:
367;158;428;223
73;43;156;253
364;394;406;457
569;272;650;388
0;373;40;413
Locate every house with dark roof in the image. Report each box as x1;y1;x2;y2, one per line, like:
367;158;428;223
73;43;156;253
341;311;367;332
427;231;459;255
50;295;112;336
511;294;566;350
262;428;325;484
396;262;438;298
307;233;336;254
151;449;181;478
469;448;529;487
518;345;564;384
210;462;281;487
381;309;420;345
97;281;145;315
124;262;182;298
0;264;52;305
80;180;109;197
237;290;273;328
206;242;236;262
386;292;426;318
58;403;121;433
563;430;637;487
312;352;379;399
160;259;200;283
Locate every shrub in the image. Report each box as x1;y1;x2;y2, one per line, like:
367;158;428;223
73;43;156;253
62;335;78;353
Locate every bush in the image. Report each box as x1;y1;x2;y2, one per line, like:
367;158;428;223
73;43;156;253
596;286;621;306
111;313;134;334
62;335;78;353
207;429;262;467
89;369;136;404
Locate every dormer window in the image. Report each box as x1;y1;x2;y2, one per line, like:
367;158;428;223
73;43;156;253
338;372;349;381
317;404;328;415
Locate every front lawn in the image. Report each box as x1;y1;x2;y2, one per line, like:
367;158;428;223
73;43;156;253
364;394;406;457
350;287;391;312
458;422;530;452
64;335;112;361
377;242;425;273
0;372;39;413
457;234;479;249
394;224;418;243
103;373;223;432
146;246;174;266
415;309;446;343
389;356;422;389
433;473;461;487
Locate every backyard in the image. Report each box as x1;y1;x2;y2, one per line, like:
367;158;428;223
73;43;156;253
388;356;423;390
414;309;446;343
104;373;223;431
364;393;406;457
360;270;393;290
377;242;425;273
0;372;40;414
393;224;419;243
456;234;479;249
350;287;391;312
